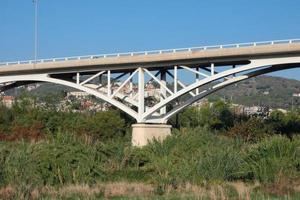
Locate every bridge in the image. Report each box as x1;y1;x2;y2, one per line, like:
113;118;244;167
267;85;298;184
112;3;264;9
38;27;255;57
1;39;300;146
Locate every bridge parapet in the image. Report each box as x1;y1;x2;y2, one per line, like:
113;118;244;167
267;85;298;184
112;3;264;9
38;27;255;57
1;38;300;67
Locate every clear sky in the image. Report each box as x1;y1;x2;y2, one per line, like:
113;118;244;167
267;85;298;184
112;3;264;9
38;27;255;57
1;0;300;79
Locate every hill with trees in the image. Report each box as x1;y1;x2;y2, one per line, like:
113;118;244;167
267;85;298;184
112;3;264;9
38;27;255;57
210;75;300;109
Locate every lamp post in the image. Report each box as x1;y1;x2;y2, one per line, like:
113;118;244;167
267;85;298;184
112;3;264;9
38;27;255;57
33;0;38;63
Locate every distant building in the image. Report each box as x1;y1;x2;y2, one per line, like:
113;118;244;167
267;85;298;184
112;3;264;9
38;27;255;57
26;83;41;91
232;104;270;118
67;91;89;98
293;93;300;97
1;96;14;108
81;100;94;109
145;83;160;99
263;91;269;95
66;91;110;112
192;98;209;108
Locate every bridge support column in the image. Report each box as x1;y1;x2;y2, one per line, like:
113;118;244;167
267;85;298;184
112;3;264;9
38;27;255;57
131;124;172;147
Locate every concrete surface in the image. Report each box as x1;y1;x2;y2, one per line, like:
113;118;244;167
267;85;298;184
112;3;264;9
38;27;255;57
132;123;172;147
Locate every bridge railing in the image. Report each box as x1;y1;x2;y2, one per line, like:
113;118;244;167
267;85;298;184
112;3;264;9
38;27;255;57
1;38;300;66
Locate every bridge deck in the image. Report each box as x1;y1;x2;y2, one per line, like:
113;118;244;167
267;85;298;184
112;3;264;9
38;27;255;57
1;40;300;75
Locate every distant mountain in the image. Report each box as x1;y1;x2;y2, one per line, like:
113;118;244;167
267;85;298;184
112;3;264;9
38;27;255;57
32;83;74;96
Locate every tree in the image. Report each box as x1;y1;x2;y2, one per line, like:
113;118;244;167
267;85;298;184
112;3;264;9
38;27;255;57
268;110;300;137
198;100;234;130
84;110;126;139
173;100;234;130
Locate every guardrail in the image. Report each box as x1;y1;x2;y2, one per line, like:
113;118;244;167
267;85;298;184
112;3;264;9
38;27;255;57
1;38;300;66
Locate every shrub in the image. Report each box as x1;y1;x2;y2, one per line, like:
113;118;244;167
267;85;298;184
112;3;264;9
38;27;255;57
227;118;274;143
0;133;105;187
172;100;234;130
0;105;13;133
197;146;245;181
197;100;234;130
268;110;300;137
173;107;201;128
1;141;38;186
240;136;300;183
0;122;44;142
83;110;126;139
31;132;104;185
143;127;244;186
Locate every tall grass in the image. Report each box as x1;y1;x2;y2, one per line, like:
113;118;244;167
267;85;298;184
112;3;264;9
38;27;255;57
0;133;104;187
241;135;300;183
0;127;300;197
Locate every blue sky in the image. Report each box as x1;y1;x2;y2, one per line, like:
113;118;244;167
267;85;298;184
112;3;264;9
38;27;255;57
1;0;300;79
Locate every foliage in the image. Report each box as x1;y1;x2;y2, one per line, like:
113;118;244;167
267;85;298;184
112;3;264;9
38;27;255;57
0;104;13;133
0;124;299;197
227;118;273;142
170;107;200;128
171;100;234;130
82;110;125;139
240;136;300;183
1;92;300;198
0;94;126;141
0;133;104;187
268;110;300;137
197;100;234;130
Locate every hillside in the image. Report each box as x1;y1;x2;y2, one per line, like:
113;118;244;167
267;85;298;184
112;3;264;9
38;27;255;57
211;75;300;109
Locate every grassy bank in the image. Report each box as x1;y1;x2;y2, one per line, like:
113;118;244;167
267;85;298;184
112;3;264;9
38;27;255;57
0;128;300;199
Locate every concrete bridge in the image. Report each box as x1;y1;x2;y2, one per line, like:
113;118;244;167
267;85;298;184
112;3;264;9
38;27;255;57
1;39;300;146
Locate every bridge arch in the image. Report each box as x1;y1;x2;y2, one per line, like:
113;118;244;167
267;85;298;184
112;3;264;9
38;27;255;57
143;57;300;123
0;74;138;120
158;64;299;122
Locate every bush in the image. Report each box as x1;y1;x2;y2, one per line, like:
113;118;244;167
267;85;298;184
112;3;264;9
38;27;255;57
227;118;274;143
198;100;234;130
240;136;300;183
0;105;13;133
268;110;300;137
0;124;300;193
173;100;234;130
0;102;126;142
85;110;125;139
0;132;105;187
172;107;201;128
1;141;39;186
197;146;244;181
142;127;244;186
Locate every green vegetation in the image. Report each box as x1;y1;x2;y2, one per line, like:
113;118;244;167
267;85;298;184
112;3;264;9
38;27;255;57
170;100;234;129
1;94;300;199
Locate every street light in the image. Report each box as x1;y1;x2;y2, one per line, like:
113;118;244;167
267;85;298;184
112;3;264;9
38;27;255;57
33;0;38;64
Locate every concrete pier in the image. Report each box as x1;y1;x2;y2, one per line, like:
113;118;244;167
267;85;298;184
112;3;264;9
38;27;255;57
131;124;172;147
